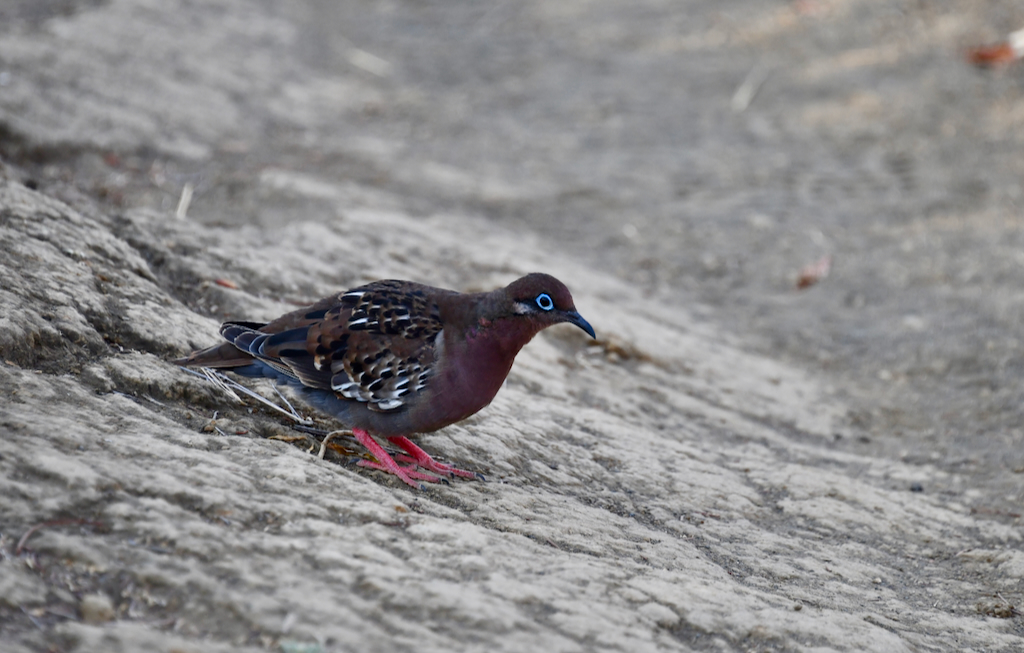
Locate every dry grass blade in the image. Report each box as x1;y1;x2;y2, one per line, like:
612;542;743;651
181;367;313;425
179;366;243;403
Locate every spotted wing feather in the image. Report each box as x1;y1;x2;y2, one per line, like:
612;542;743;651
337;281;443;339
226;281;445;413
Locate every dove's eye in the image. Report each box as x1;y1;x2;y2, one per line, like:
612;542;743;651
535;293;554;311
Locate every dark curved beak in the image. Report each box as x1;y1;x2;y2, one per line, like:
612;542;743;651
564;311;596;339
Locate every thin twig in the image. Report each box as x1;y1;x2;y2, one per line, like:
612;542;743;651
20;606;46;630
731;62;772;113
319;431;340;459
16;519;103;555
290;424;331;438
175;182;194;219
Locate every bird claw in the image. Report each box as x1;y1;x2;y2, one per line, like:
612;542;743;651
357;459;440;485
349;429;480;490
387;452;467;482
387;436;479;480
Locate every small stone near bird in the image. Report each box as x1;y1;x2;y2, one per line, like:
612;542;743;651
80;593;116;623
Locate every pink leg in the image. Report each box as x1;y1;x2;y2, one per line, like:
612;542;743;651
388;436;481;480
351;428;432;489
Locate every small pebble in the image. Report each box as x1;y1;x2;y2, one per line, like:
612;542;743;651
80;593;115;622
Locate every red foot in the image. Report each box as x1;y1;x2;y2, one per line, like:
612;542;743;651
351;429;427;489
388;436;480;479
351;429;481;489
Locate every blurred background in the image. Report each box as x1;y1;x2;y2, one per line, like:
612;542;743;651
2;0;1023;517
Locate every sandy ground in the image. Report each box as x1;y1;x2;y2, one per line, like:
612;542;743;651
1;1;1022;651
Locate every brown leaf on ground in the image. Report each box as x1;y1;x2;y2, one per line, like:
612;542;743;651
796;255;832;289
966;43;1018;68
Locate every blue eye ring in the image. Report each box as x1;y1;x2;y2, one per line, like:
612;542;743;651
535;293;554;311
